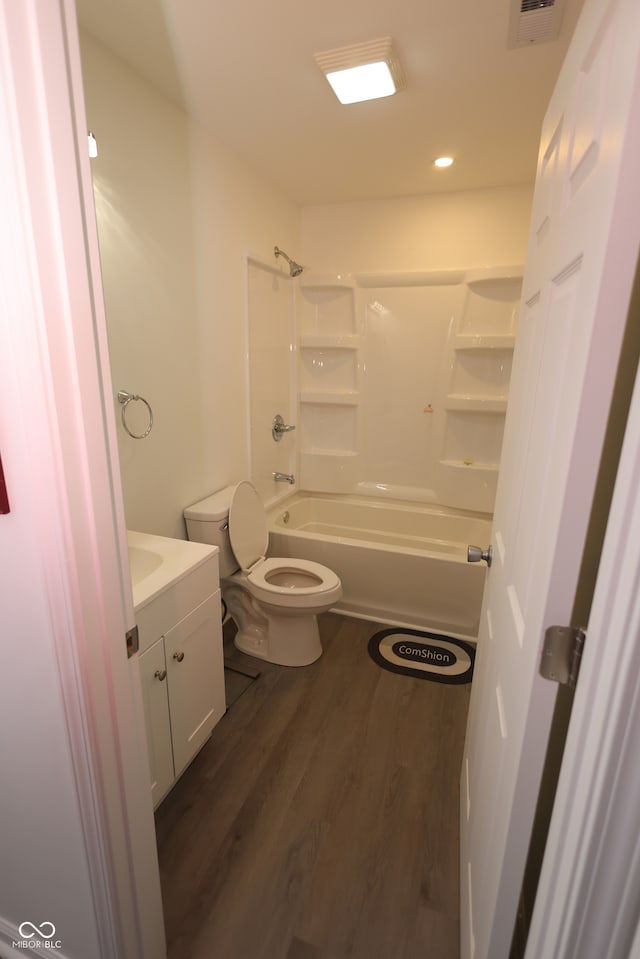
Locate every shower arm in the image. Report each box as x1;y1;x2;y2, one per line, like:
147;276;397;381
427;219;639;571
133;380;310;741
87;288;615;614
274;245;303;277
274;245;291;265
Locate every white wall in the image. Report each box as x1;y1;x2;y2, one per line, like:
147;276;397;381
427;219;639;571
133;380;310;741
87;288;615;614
79;32;300;538
300;186;533;274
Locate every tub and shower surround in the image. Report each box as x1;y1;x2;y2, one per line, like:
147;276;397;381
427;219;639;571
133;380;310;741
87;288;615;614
272;266;522;636
244;259;522;636
296;267;522;516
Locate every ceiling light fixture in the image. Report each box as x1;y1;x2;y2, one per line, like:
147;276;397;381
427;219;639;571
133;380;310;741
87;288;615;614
314;37;406;105
434;156;454;168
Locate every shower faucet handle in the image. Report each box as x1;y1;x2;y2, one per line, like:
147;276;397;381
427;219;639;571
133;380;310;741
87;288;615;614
272;414;296;441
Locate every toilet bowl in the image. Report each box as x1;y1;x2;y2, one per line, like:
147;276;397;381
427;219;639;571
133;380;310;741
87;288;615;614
184;482;342;666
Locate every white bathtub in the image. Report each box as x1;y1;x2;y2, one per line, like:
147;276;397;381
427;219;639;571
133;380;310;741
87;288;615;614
267;493;491;640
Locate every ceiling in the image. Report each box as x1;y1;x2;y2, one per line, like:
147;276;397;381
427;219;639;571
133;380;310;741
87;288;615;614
75;0;586;206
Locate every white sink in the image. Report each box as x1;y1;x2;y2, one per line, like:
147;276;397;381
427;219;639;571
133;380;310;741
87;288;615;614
128;545;164;585
127;530;217;611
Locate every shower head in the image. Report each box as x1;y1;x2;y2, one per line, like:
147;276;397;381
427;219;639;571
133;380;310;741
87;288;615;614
274;245;304;277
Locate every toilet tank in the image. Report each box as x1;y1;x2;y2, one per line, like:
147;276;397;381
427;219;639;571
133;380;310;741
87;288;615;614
184;486;238;578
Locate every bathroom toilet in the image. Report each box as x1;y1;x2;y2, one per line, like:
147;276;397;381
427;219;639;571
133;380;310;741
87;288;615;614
184;482;342;666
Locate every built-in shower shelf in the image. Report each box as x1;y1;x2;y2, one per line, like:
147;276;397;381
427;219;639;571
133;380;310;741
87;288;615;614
453;335;516;351
465;266;524;289
299;335;360;350
355;269;466;288
299;274;355;291
300;390;359;406
439;459;500;473
301;448;358;457
445;394;507;413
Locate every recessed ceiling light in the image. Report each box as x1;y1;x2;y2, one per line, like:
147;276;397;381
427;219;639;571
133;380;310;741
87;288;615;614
434;156;454;168
314;38;406;105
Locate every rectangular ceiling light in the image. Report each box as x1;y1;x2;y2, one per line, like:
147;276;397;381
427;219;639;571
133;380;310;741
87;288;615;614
314;37;406;105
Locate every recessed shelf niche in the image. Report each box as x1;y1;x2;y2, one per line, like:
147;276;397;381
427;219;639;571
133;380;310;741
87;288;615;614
299;276;356;337
300;346;358;394
300;403;357;452
449;349;513;399
460;271;522;336
442;411;506;468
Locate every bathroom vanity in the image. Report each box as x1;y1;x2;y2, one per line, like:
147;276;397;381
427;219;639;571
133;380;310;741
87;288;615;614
128;531;226;808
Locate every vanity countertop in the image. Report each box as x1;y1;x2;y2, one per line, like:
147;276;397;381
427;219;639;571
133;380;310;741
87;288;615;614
127;530;218;612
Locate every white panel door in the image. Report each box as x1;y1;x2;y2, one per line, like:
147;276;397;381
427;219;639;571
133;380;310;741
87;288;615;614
460;0;640;956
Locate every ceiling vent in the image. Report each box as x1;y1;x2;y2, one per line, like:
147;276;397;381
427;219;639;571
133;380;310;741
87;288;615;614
508;0;565;47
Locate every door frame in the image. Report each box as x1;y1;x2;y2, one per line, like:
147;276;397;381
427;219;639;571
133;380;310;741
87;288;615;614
0;1;165;955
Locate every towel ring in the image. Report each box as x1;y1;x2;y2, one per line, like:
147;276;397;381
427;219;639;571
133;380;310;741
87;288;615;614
117;390;154;439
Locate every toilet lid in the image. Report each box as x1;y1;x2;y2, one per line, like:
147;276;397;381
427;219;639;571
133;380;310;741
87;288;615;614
229;481;268;572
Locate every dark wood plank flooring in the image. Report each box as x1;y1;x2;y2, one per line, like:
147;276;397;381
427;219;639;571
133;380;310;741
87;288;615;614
154;613;470;959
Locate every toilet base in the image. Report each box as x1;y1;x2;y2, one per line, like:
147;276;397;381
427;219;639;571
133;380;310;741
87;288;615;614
224;581;323;667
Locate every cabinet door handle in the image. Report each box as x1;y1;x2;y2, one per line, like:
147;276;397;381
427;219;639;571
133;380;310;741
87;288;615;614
154;669;167;681
173;651;185;663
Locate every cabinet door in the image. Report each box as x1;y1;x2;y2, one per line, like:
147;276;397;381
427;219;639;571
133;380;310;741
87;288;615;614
138;637;174;808
164;591;225;777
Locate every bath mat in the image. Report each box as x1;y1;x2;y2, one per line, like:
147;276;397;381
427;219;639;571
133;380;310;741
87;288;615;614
368;628;475;684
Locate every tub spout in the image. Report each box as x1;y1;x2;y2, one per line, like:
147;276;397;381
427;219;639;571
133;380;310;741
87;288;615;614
273;471;295;484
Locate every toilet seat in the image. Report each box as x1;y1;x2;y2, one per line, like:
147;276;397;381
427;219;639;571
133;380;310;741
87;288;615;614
246;557;342;609
228;482;341;610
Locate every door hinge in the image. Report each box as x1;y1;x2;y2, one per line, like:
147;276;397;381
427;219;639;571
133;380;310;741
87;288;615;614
126;624;139;658
540;625;585;688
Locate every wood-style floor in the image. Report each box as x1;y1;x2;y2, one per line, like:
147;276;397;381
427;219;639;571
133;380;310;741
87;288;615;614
154;613;470;959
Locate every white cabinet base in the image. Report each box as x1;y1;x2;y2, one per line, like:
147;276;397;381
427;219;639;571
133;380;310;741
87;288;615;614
134;543;226;809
